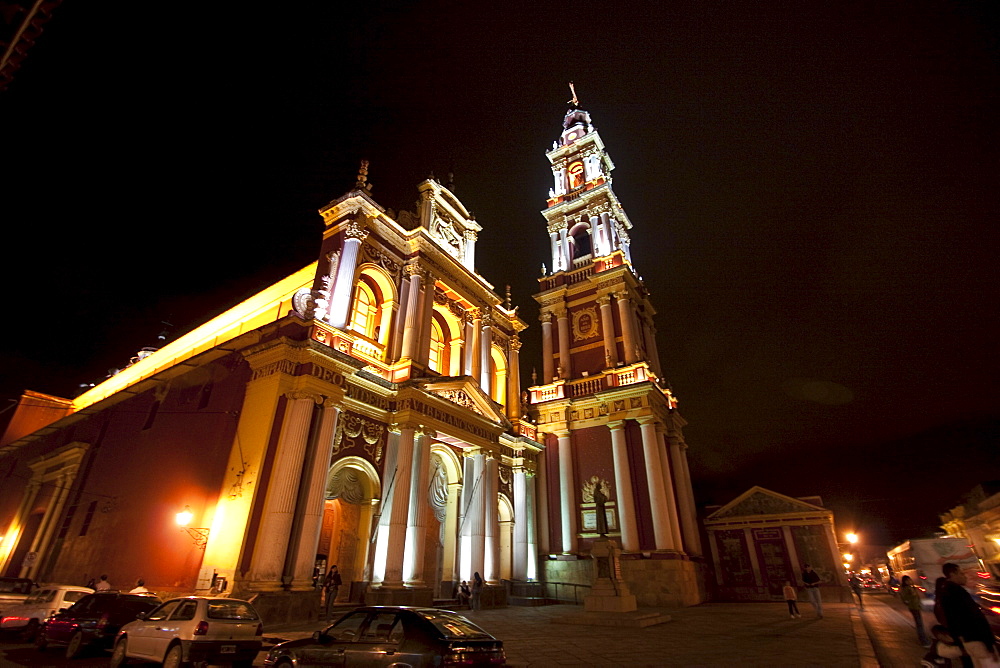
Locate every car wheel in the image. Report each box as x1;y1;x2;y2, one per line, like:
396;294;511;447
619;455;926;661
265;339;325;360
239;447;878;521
163;644;186;668
110;638;130;667
20;619;39;642
65;631;86;659
34;631;48;651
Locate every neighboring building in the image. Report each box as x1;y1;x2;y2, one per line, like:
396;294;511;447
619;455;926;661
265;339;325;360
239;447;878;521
525;107;704;607
940;481;1000;578
0;103;704;620
703;486;845;601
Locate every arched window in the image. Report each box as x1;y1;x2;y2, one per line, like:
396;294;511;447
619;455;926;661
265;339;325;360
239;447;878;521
490;346;508;407
568;161;585;190
429;319;445;373
569;222;592;260
349;282;377;339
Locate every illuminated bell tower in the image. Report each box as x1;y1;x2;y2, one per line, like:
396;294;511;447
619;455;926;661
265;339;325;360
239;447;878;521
529;100;703;605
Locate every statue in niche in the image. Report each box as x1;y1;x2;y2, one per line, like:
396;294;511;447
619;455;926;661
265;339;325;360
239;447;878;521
593;482;609;536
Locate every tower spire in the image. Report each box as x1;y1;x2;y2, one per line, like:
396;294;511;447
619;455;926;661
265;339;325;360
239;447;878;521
567;81;580;107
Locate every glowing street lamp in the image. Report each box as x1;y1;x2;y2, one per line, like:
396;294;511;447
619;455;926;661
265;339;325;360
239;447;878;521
176;506;210;550
846;533;859;544
844;553;854;562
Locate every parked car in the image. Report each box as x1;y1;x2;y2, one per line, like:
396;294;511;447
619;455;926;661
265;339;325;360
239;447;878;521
0;577;35;616
0;585;92;640
264;606;505;667
111;596;262;668
36;591;161;658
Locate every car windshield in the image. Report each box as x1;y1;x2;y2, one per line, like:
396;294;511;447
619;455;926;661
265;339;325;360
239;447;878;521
24;590;55;604
207;600;259;620
0;579;33;594
417;610;494;639
63;591;88;604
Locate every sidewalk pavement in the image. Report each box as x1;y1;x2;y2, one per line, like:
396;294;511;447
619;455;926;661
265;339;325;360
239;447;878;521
257;592;931;666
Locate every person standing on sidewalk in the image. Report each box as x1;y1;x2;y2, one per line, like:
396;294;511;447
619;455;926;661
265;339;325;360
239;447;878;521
783;581;801;618
470;572;484;611
939;563;997;668
801;564;823;618
324;565;342;620
900;575;930;646
849;573;865;610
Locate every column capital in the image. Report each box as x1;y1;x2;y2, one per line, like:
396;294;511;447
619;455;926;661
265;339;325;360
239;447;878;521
403;261;423;278
554;430;572;439
343;220;369;241
285;391;322;404
607;420;626;431
510;335;522;351
636;416;659;427
596;294;613;307
417;426;438;438
614;290;631;302
539;311;553;324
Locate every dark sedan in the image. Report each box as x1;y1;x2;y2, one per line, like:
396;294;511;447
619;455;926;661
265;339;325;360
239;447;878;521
36;592;161;658
264;606;505;667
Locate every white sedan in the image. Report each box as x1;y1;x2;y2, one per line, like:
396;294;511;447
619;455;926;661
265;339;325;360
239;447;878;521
111;596;262;668
0;585;92;640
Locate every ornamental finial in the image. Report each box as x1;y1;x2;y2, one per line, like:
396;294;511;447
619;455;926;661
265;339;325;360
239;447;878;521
567;82;580;107
355;160;372;192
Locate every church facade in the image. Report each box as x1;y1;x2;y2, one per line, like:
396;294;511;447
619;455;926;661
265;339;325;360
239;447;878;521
0;105;704;619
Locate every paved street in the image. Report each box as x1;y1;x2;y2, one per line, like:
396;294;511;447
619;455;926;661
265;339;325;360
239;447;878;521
0;591;934;666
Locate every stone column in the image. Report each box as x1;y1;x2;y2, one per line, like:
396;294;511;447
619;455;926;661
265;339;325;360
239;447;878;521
549;230;560;272
556;309;571;379
329;224;368;329
512;468;528;580
507;337;521;419
382;427;415;588
641;320;663;377
598;295;618;367
479;313;493;391
782;525;801;576
404;431;432;586
463;230;477;271
371;430;400;584
470;311;482;381
608;421;638;552
540;313;555;382
417;278;436;366
449;337;464;376
601;213;614;254
463;313;476;376
668;435;702;556
557;431;577;553
249;392;318;586
290;402;340;588
390;275;410;362
484;456;499;583
462;452;487;581
26;470;74;580
655;426;683;550
616;292;639;364
400;265;423;360
525;471;538;581
535;454;550;555
638;418;675;551
558;226;570;270
744;527;764;587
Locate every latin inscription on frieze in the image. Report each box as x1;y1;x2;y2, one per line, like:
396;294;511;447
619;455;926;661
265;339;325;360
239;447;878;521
398;398;498;443
307;363;345;387
251;359;298;381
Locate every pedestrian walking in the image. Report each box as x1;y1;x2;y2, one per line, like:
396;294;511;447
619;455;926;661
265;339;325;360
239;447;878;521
801;563;823;618
470;572;484;611
849;573;865;610
783;581;801;618
95;574;111;592
938;562;998;667
324;565;342;620
900;575;931;646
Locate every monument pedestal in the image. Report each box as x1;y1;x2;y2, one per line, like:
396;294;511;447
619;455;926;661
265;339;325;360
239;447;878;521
555;538;671;628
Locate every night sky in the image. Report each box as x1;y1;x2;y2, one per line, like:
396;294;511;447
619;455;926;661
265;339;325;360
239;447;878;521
3;1;997;548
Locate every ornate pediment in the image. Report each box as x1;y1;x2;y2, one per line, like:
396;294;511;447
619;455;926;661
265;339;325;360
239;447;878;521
708;486;826;520
420;376;508;426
